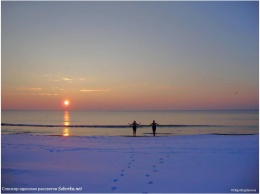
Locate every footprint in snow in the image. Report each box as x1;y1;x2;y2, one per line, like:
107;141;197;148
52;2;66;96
111;186;117;191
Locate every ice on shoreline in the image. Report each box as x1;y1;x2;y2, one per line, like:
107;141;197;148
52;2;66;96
1;134;259;193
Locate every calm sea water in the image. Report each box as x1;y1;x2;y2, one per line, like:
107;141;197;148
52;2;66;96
1;110;259;136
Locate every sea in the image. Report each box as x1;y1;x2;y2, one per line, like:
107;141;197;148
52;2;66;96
1;110;259;137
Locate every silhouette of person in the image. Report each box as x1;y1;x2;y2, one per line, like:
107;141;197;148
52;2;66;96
128;121;141;136
150;120;159;136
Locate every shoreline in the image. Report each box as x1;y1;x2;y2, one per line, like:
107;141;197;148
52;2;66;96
1;132;259;137
42;133;259;137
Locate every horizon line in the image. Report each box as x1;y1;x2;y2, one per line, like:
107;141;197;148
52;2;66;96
1;109;259;112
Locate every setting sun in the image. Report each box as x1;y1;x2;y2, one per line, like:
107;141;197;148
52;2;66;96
64;100;70;106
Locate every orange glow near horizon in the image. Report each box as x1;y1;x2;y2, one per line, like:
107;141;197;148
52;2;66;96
0;83;258;111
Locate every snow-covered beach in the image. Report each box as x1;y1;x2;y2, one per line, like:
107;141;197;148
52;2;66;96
1;134;258;193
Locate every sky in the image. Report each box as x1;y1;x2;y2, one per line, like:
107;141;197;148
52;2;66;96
1;1;259;110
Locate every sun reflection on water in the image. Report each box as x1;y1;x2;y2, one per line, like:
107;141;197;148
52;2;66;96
63;111;70;136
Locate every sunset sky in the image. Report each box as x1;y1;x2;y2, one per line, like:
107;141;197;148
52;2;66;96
1;1;259;110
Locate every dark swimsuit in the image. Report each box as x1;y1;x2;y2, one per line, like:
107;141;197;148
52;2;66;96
152;124;156;136
133;124;137;135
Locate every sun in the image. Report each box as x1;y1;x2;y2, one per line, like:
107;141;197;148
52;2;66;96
64;100;70;106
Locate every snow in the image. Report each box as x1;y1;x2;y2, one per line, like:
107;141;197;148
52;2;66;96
1;134;259;193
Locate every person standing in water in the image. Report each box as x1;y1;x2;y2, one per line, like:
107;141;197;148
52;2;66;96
128;121;141;136
150;120;159;136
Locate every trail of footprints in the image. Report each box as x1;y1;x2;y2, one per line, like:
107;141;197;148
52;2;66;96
111;148;136;191
111;140;172;192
